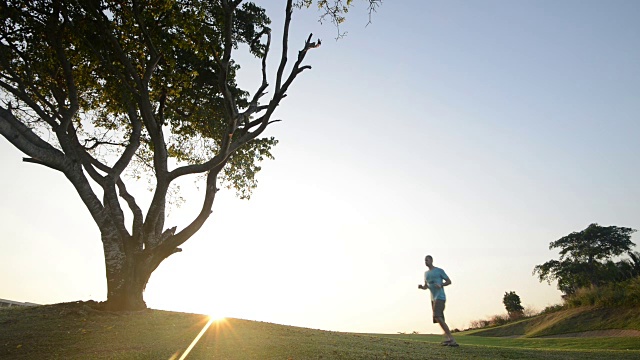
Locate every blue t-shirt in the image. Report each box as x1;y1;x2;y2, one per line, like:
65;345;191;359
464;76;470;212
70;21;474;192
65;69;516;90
425;267;449;301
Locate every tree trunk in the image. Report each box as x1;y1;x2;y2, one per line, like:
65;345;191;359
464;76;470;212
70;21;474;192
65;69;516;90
103;277;148;311
101;234;150;311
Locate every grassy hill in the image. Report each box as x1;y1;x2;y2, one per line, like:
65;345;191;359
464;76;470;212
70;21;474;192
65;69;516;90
464;306;640;338
1;301;640;359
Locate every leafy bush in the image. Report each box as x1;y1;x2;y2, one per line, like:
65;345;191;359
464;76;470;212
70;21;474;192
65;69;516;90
540;304;565;314
489;314;511;326
468;319;491;330
565;276;640;308
626;276;640;306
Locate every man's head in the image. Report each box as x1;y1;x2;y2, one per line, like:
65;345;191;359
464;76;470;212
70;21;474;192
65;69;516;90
425;255;433;268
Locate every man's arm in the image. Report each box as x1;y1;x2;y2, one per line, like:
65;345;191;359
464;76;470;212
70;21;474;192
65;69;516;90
442;278;452;287
418;280;429;290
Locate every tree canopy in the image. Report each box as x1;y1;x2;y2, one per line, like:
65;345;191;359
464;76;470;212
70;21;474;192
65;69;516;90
0;0;380;310
533;223;637;296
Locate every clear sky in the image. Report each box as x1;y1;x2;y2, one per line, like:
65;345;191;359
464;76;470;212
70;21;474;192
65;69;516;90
1;0;640;334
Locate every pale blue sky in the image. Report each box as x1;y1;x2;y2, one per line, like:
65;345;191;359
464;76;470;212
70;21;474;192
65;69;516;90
1;0;639;334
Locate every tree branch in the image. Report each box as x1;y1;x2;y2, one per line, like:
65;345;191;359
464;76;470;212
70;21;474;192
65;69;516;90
158;167;222;253
117;178;144;246
275;0;293;94
0;106;66;171
48;1;79;132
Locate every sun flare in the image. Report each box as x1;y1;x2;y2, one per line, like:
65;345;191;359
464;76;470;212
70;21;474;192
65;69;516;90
207;306;227;322
208;312;226;322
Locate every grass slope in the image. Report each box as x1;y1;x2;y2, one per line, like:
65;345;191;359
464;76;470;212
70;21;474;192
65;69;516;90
1;302;639;360
465;306;640;338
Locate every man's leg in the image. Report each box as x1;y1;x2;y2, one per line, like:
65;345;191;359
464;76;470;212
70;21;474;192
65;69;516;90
435;317;456;343
433;300;457;345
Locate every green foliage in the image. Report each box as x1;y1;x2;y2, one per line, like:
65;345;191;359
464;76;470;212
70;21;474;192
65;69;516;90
533;223;637;296
551;223;636;263
1;0;379;199
221;136;278;199
565;276;640;308
0;0;275;197
617;251;640;279
503;291;525;318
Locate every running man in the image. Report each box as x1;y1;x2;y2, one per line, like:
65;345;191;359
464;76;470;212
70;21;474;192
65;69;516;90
418;255;458;347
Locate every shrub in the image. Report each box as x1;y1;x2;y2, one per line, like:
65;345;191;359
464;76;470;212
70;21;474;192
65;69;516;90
489;314;510;326
468;319;490;330
466;308;540;331
626;276;640;306
540;304;565;314
508;311;525;321
564;276;640;308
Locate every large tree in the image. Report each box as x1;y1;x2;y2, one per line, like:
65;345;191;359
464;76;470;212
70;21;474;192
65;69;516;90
0;0;378;311
533;223;637;296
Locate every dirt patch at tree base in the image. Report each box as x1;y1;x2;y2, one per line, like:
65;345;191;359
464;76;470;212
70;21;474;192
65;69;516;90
540;329;640;338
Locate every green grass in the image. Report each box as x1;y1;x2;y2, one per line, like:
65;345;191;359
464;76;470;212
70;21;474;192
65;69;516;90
1;302;640;359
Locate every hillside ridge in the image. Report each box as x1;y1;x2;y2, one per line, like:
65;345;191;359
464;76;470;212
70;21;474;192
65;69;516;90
465;306;640;338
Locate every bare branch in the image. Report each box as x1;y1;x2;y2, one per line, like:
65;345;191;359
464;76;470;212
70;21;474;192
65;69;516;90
279;34;320;94
275;0;294;94
22;157;59;170
0;106;66;171
159;168;221;253
239;29;272;129
1;109;109;234
82;137;127;150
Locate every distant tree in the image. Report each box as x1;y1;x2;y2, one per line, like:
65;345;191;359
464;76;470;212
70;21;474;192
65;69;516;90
533;223;637;296
0;0;380;311
502;291;524;319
